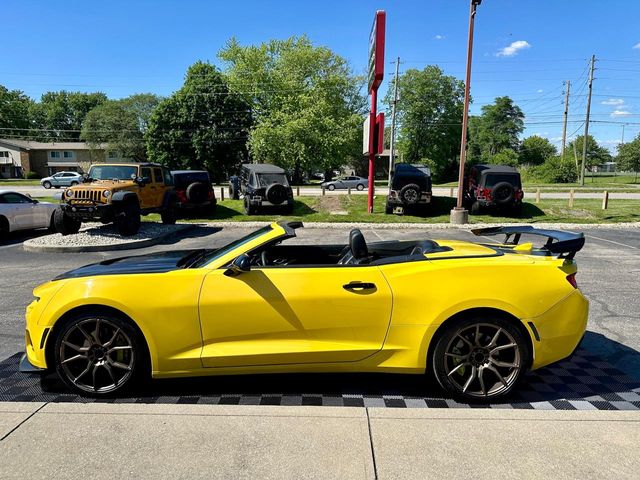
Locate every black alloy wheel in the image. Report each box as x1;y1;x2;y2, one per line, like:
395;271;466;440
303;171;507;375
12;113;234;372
432;315;529;402
54;314;146;396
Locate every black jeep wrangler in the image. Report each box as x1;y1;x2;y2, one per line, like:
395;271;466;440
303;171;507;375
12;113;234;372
385;163;433;214
171;170;216;214
234;163;294;215
464;164;523;215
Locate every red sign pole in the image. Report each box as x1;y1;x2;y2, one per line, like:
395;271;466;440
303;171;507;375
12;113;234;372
366;10;385;214
367;89;377;213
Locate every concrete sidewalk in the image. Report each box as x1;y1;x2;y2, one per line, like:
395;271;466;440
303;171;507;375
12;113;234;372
1;403;638;479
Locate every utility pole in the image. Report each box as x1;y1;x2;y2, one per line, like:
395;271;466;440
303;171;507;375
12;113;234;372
621;124;626;145
560;80;570;160
451;0;482;225
580;55;596;186
388;57;400;194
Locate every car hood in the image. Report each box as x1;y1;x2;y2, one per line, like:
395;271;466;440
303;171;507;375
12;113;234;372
54;250;204;280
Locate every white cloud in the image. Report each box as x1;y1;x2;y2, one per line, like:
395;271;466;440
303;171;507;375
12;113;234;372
601;98;625;106
496;40;531;57
633;42;640;49
611;109;632;117
434;35;445;40
537;89;544;93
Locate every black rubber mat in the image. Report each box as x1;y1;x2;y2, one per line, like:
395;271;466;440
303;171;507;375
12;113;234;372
1;349;639;409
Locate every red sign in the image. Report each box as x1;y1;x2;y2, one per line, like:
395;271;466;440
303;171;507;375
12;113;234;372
368;11;386;93
375;112;385;154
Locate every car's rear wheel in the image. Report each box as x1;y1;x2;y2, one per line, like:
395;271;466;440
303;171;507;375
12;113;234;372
432;315;529;403
356;183;365;191
327;184;335;191
54;208;81;235
244;197;255;215
470;201;481;215
42;181;51;189
70;181;78;186
53;314;147;396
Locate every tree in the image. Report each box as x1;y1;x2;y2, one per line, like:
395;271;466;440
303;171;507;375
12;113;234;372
145;62;252;181
567;135;612;170
616;134;640;181
385;66;465;182
489;148;519;167
219;36;366;181
519;135;557;166
31;91;108;140
81;94;162;161
0;85;37;138
468;96;524;162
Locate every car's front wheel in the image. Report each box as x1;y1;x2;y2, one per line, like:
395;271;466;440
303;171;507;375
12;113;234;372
53;208;81;235
432;315;529;403
356;183;365;191
327;184;335;191
115;202;141;236
53;314;147;396
42;181;51;189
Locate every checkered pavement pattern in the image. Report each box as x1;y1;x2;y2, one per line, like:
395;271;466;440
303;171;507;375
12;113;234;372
1;350;639;409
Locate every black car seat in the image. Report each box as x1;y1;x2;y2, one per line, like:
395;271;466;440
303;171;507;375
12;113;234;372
338;229;371;265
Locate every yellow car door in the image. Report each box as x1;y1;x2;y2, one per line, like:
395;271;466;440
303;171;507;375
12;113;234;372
198;265;393;368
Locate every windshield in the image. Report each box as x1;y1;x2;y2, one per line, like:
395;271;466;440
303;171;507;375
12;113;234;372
256;173;289;187
89;165;139;180
193;225;273;267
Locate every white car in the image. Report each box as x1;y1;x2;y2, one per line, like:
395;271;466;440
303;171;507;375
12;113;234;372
40;171;83;189
0;190;57;238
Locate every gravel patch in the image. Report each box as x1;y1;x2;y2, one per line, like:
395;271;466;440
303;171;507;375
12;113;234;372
23;222;194;252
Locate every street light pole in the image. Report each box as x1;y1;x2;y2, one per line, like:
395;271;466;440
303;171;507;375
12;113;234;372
451;0;481;225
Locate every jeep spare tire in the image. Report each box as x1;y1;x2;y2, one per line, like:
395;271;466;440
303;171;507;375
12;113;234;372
491;182;515;205
265;183;288;205
186;182;208;204
399;184;421;205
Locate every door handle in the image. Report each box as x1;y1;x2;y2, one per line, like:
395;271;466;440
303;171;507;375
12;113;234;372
343;282;376;291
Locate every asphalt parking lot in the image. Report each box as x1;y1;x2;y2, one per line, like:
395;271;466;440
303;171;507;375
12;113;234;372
1;224;639;408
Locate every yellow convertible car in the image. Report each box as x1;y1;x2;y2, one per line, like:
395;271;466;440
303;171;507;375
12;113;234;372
21;221;588;402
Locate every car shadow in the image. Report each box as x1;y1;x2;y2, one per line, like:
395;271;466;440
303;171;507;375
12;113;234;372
159;226;223;244
0;228;51;247
31;331;640;406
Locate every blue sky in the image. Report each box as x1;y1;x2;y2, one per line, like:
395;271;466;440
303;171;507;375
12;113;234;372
2;0;639;151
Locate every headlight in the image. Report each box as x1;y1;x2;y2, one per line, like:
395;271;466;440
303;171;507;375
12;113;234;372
66;189;74;198
103;190;111;198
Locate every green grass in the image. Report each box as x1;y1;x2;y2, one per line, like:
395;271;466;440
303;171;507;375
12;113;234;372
140;195;640;225
0;179;41;185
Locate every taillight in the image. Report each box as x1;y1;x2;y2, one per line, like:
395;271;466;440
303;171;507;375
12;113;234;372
177;190;187;203
566;273;578;289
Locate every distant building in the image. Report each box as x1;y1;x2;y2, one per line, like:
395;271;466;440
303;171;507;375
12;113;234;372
0;139;131;178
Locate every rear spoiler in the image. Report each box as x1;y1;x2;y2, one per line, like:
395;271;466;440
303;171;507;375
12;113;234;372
471;226;585;260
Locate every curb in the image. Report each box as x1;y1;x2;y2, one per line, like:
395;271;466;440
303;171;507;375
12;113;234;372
23;224;196;253
198;221;640;230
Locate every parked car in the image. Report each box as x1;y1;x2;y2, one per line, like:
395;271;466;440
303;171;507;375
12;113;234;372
0;190;56;238
236;163;294;215
40;171;83;189
321;175;368;191
54;162;177;236
21;221;588;402
385;163;433;214
464;164;524;215
171;170;216;213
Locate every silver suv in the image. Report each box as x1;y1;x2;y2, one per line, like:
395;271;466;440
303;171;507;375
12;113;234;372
40;171;83;189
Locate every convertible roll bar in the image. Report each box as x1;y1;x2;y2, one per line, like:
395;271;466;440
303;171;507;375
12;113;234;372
471;226;585;260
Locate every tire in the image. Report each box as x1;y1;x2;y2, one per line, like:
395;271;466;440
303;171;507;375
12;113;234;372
0;216;9;240
48;212;57;233
327;184;335;191
265;183;288;205
42;181;51;189
115;202;141;236
160;207;177;225
356;183;365;191
54;208;81;235
470;201;481;215
53;313;148;397
385;202;393;214
244;197;255;215
491;182;515;206
432;314;530;403
399;184;421;205
70;181;78;186
186;182;208;204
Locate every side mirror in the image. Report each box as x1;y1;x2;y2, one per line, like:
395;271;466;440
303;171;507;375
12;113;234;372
224;254;251;277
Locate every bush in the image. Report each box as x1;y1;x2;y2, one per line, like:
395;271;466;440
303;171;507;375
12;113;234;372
488;149;519;167
523;156;578;183
26;171;41;179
